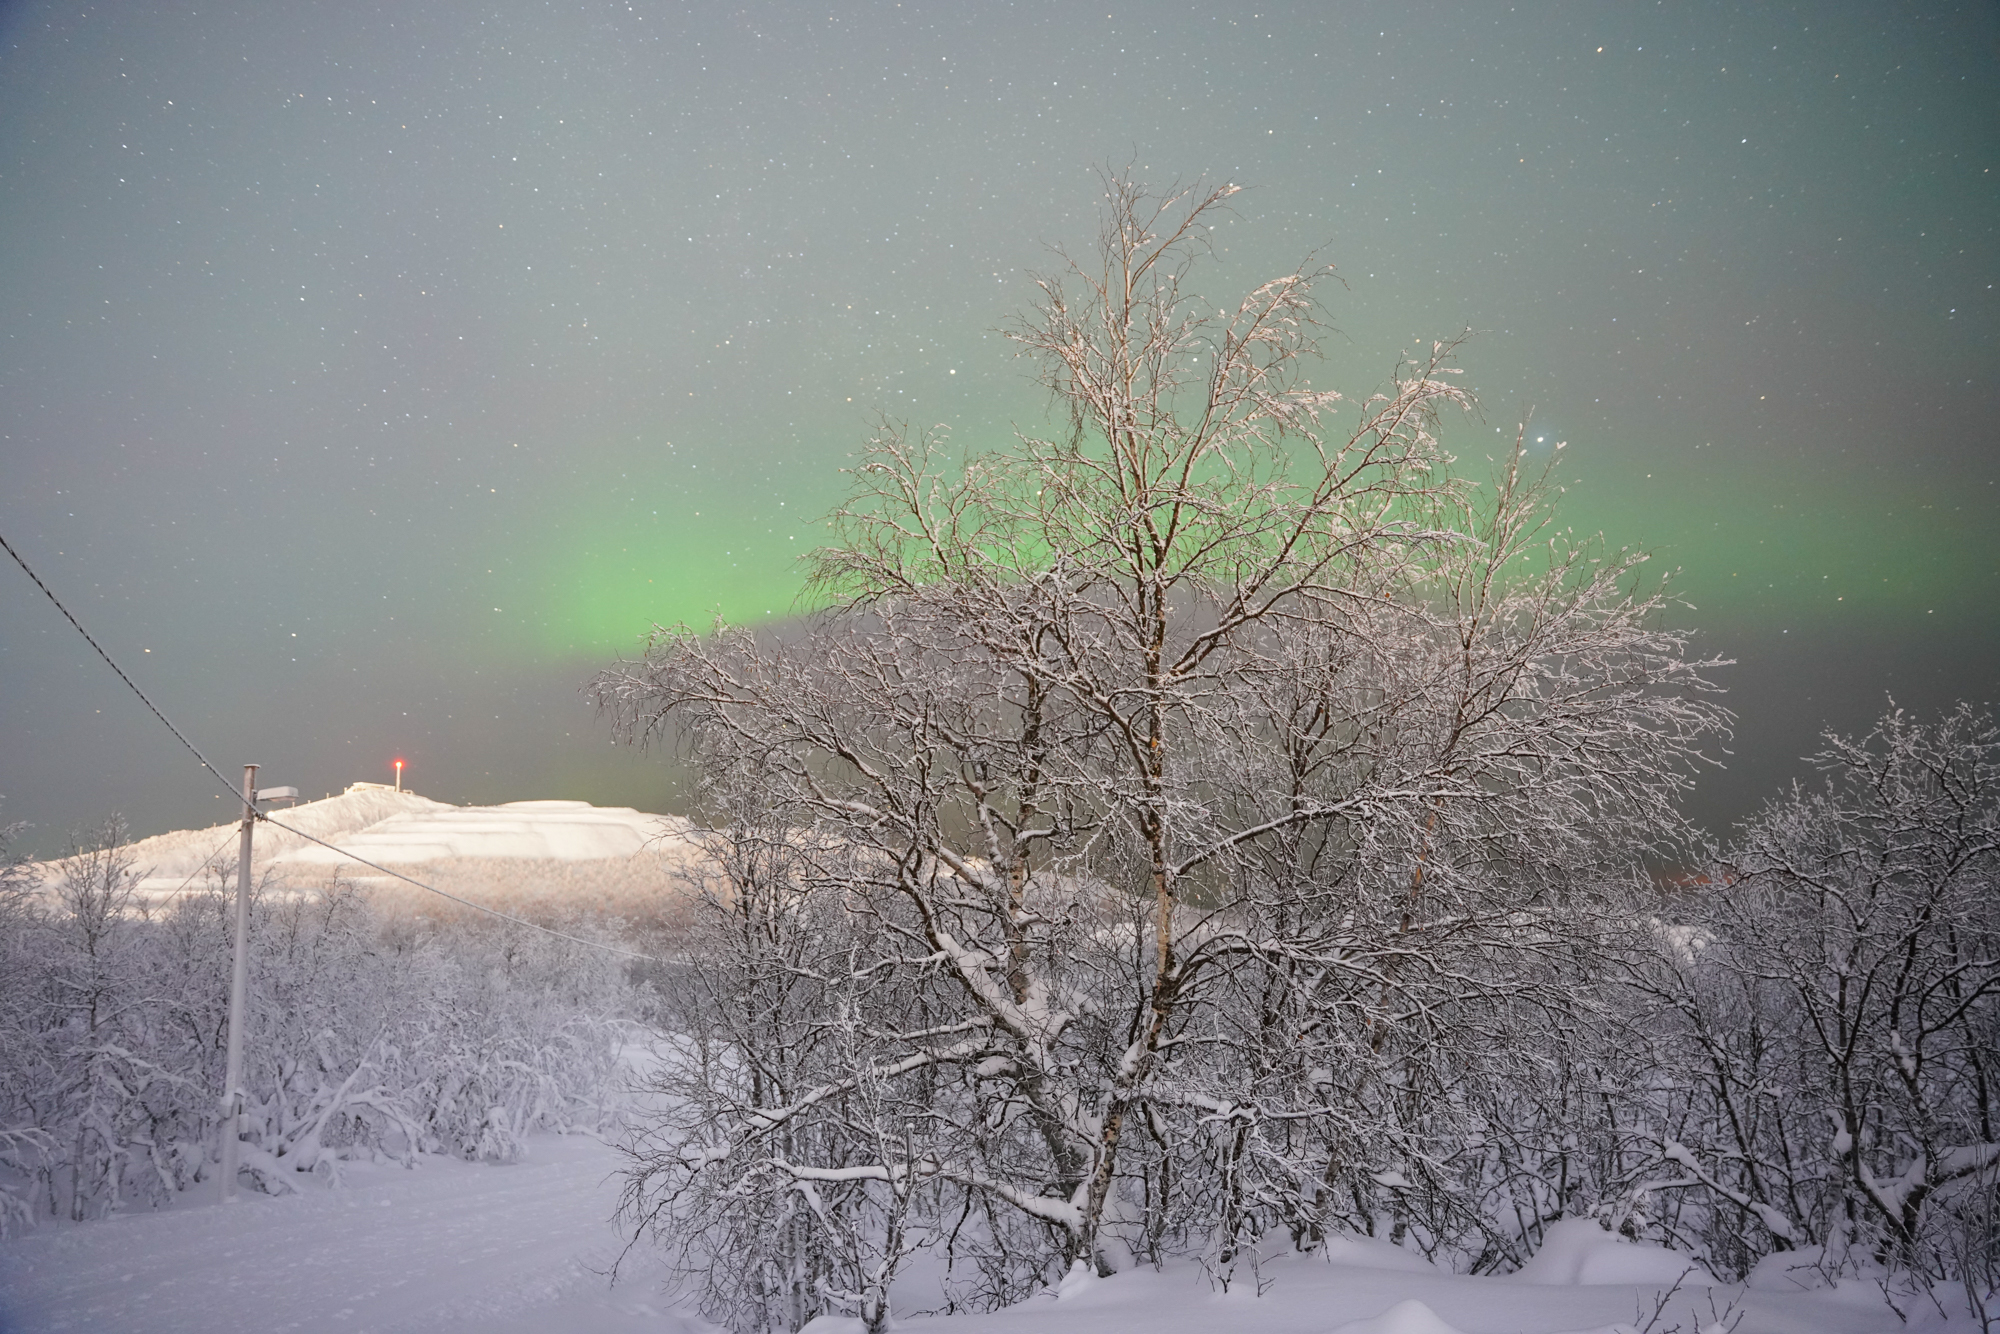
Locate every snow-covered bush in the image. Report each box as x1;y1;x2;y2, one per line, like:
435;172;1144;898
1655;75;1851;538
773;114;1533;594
0;821;640;1231
0;818;215;1225
620;800;979;1334
1617;704;2000;1296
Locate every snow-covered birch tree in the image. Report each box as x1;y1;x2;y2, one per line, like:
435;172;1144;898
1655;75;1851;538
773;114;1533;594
594;172;1727;1317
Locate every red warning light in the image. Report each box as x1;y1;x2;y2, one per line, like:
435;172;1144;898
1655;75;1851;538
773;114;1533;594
392;758;405;792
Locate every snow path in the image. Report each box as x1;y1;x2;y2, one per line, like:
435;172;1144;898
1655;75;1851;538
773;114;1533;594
0;1135;697;1334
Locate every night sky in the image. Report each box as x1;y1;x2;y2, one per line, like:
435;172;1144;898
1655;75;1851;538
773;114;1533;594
3;2;1995;856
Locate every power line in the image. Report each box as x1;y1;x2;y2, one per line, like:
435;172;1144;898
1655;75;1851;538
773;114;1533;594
3;527;661;965
0;529;242;804
148;828;241;910
259;814;660;962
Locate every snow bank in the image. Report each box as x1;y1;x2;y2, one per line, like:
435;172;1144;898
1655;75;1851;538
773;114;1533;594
1330;1297;1467;1334
1744;1246;1837;1293
853;1246;1896;1334
1512;1218;1715;1288
1323;1235;1445;1275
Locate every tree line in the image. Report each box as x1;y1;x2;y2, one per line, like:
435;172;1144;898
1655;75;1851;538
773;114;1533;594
0;823;636;1233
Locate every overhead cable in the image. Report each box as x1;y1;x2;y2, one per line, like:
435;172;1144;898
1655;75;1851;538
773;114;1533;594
0;529;243;804
258;814;661;962
150;829;242;909
4;527;662;965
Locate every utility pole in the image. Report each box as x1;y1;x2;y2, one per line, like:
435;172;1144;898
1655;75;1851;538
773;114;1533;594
220;762;257;1203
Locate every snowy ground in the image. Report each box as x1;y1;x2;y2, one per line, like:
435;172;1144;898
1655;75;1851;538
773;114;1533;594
1;1132;1920;1334
882;1242;1913;1334
0;1135;691;1334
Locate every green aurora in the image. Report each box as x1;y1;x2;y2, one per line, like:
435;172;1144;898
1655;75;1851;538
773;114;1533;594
1;1;1993;849
523;421;1997;656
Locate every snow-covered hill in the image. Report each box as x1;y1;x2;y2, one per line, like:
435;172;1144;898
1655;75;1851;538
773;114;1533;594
274;796;687;866
33;786;704;914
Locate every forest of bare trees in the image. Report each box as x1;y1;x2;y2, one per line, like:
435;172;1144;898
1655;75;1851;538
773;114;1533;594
587;178;1996;1333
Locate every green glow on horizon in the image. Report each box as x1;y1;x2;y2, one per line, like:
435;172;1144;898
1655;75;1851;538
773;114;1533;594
528;420;1996;662
1549;452;1996;630
526;423;1033;655
535;513;820;654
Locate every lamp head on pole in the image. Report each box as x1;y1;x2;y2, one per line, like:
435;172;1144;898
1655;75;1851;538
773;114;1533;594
393;758;404;793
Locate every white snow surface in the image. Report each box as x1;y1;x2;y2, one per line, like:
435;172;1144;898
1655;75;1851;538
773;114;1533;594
866;1249;1907;1334
1509;1217;1716;1288
272;799;682;866
31;788;695;898
1;1137;1914;1334
0;1134;688;1334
